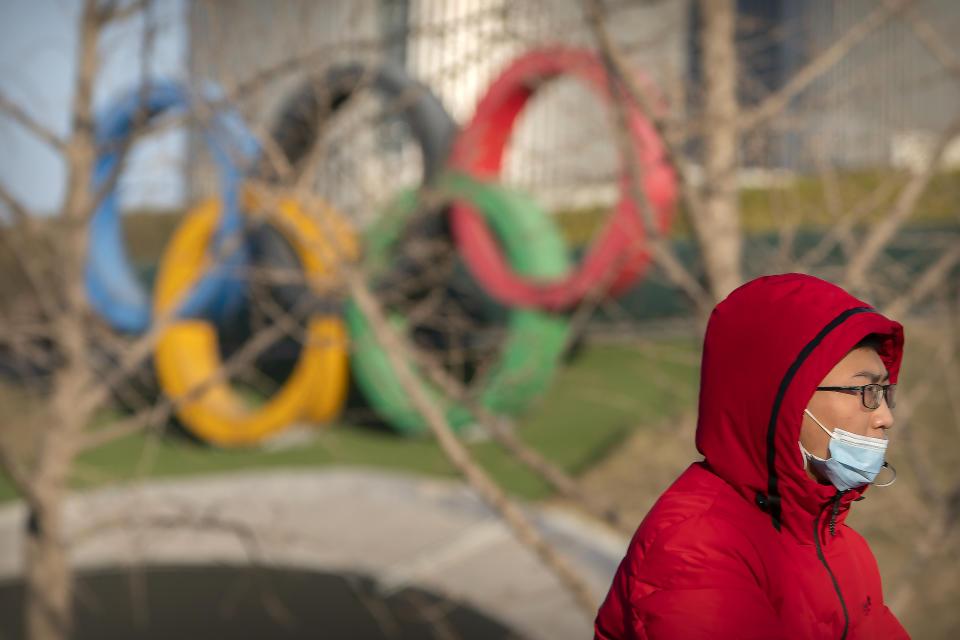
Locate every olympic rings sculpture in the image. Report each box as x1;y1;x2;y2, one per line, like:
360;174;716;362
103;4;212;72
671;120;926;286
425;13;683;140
81;48;676;445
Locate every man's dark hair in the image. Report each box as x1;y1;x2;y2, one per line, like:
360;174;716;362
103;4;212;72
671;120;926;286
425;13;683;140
852;333;883;353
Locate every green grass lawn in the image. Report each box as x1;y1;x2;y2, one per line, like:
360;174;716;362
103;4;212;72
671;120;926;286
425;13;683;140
0;339;701;504
554;168;960;244
30;167;952;273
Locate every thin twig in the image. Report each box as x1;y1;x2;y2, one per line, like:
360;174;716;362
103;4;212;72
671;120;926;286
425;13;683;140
738;0;914;131
843;108;960;292
795;177;900;271
77;303;309;452
900;3;960;82
0;91;65;151
581;0;708;231
96;0;150;25
882;244;960;319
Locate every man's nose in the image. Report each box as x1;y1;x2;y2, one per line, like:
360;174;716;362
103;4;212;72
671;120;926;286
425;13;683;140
872;396;895;432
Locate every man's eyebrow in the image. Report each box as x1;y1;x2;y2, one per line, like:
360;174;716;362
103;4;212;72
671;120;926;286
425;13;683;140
852;370;889;382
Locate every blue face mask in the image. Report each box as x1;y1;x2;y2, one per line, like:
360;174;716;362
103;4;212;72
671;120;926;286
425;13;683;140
799;409;894;491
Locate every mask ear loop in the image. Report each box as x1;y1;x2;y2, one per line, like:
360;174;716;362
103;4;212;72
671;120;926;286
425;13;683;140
804;409;835;438
872;461;897;487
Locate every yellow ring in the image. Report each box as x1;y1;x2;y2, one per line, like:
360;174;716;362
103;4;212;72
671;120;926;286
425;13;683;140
153;193;353;447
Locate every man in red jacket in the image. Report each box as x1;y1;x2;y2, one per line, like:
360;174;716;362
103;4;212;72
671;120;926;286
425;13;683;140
594;274;909;639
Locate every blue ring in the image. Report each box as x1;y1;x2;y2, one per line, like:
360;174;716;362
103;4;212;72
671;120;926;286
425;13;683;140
84;80;258;333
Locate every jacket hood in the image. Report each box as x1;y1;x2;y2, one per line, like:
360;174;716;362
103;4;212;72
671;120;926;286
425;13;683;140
695;274;904;540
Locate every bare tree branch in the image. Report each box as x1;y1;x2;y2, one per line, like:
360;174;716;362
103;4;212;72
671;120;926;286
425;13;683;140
582;0;716;307
882;244;960;319
75;212;251;418
581;0;706;217
0;184;62;319
900;4;960;82
23;1;102;637
388;229;634;533
599;32;713;312
795;171;900;270
70;509;264;559
843;108;960;292
345;268;600;616
0;179;37;229
692;0;742;300
228;39;381;103
0;91;65;151
76;305;302;452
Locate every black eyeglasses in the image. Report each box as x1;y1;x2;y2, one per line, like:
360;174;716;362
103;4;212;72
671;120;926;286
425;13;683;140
815;383;897;410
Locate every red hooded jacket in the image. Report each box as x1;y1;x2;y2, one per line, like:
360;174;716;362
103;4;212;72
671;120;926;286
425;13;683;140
595;274;909;639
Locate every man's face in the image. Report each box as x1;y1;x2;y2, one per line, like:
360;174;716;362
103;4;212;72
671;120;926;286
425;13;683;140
800;346;894;480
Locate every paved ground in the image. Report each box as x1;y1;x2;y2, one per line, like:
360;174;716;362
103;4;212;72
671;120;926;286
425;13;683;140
0;468;628;639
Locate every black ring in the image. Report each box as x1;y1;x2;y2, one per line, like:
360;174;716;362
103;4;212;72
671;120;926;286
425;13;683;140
255;62;458;312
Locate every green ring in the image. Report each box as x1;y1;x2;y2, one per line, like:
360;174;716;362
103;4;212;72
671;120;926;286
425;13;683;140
346;172;571;435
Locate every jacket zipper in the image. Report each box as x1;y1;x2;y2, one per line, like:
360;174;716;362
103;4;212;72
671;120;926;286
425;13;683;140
815;499;849;639
829;490;846;537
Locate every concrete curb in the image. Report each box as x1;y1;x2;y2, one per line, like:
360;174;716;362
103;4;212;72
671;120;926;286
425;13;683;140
0;468;628;639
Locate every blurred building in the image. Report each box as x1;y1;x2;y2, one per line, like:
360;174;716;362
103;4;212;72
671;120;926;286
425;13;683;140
187;0;960;207
186;0;690;214
735;0;960;171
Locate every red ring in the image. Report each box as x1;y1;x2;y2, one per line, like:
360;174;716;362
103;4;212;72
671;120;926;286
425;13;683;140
449;47;677;310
